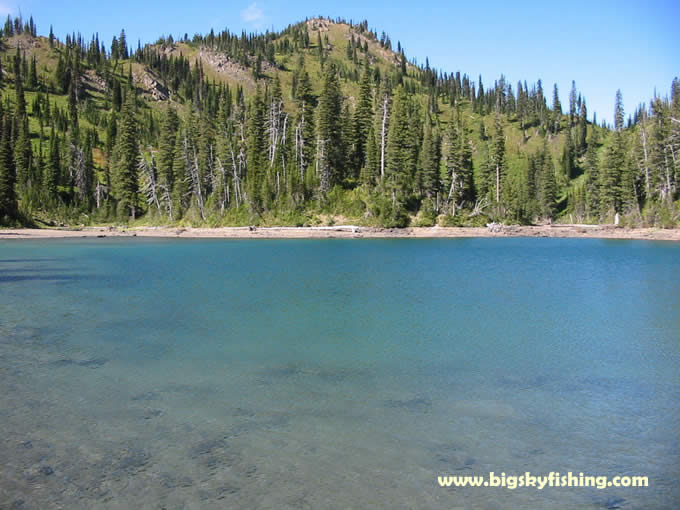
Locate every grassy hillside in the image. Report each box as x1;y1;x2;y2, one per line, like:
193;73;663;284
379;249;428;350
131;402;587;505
0;16;677;228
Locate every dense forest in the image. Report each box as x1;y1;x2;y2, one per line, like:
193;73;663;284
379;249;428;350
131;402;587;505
0;14;677;228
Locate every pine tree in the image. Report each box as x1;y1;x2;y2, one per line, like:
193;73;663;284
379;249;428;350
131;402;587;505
43;127;60;204
247;86;266;210
316;63;344;193
352;63;374;175
15;58;26;118
614;89;624;132
551;84;561;134
649;97;674;203
14;116;32;199
375;80;392;181
584;129;600;219
361;122;378;185
569;80;577;127
600;132;625;216
537;140;557;220
561;135;574;180
112;92;140;218
27;56;38;89
0;114;17;221
294;66;315;193
119;29;129;59
385;85;412;203
172;128;190;215
489;115;506;204
157;107;179;202
418;115;440;199
341;101;355;181
577;99;588;155
445;108;475;215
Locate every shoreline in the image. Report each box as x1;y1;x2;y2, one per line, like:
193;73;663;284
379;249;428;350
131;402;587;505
1;225;679;241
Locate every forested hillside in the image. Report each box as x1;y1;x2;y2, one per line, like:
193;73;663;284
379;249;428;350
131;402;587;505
0;14;677;228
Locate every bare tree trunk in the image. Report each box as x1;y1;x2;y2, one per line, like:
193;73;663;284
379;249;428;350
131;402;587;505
230;149;241;208
448;177;457;216
139;155;161;212
190;147;206;221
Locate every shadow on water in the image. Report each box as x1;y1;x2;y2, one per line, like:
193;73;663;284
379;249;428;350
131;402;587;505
0;274;91;283
0;258;63;263
0;268;73;274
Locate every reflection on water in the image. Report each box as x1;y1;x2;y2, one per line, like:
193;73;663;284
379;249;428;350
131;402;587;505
1;238;678;509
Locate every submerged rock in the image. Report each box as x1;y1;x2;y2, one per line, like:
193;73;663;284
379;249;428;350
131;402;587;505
594;496;626;509
384;396;432;411
130;391;159;401
39;465;54;476
143;409;163;420
50;357;108;369
77;358;108;368
434;443;477;471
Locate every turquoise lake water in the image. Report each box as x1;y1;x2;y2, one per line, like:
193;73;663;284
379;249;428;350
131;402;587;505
0;238;678;509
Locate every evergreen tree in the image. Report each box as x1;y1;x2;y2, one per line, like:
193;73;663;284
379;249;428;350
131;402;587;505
14;116;32;199
27;56;38;89
362;122;378;185
14;58;26;118
247;86;266;210
119;29;129;59
614;89;624;132
112;79;122;112
600;132;625;216
577;99;588;155
157;107;179;202
316;64;344;193
44;127;60;204
112;92;140;218
0;114;16;221
584;129;600;219
172;128;190;215
352;63;374;175
551;84;561;134
294;66;315;193
385;86;412;203
445;108;475;215
569;80;577;127
418;114;440;200
489;115;506;204
536;140;556;219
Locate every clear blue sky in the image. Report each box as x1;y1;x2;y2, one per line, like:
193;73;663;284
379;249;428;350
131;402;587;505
7;0;679;124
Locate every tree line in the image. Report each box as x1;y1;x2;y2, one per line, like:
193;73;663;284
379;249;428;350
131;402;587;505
0;15;678;227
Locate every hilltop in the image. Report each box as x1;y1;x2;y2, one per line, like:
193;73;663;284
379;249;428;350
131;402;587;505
0;14;677;228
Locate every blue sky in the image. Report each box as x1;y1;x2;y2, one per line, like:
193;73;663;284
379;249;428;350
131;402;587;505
6;0;678;124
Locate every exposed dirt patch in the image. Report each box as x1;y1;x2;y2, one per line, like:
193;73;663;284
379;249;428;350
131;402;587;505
198;48;257;88
83;69;107;94
132;69;169;101
5;33;42;51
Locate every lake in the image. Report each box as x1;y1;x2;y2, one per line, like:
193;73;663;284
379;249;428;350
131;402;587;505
1;238;678;509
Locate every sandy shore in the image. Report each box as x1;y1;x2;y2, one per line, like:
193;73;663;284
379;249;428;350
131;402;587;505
1;224;679;241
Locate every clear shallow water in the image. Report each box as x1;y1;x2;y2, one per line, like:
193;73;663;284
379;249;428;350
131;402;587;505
0;237;678;509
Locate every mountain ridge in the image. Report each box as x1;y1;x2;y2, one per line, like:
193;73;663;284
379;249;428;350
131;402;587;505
0;14;677;228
